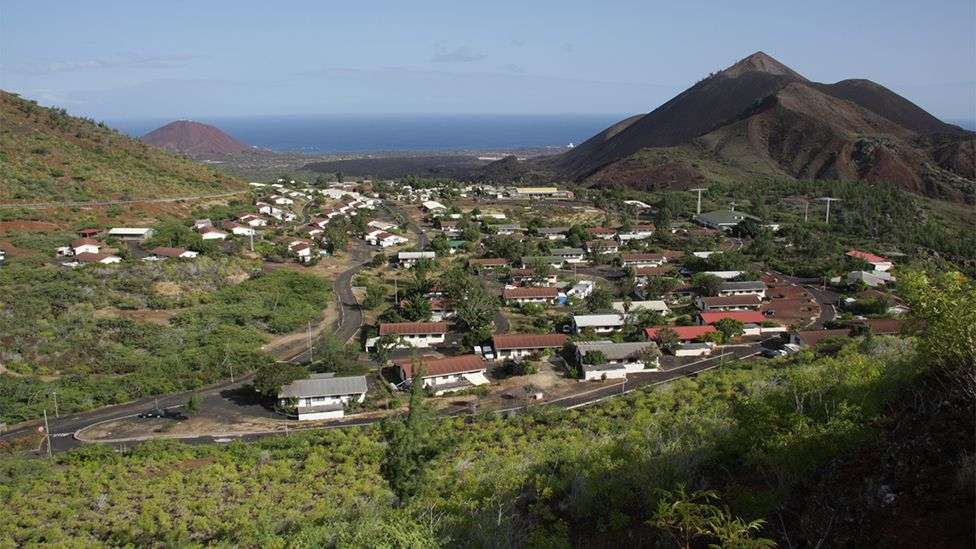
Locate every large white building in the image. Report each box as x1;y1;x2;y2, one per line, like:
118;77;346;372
397;354;489;395
574;340;660;381
278;374;368;420
572;313;626;334
376;321;448;349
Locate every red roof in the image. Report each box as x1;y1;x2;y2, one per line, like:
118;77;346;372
861;319;904;334
699;295;762;308
621;253;666;263
645;325;717;342
71;238;101;248
77;228;99;237
635;266;676;276
150;247;188;258
586;227;617;235
397;354;485;378
493;333;568;350
379;322;448;336
796;329;851;347
503;286;559;300
846;249;889;264
699;311;766;325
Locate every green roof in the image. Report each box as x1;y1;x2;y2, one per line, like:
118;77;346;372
693;210;761;226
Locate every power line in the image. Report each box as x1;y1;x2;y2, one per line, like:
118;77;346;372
689;188;707;215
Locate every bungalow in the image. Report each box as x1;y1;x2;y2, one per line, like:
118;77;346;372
696;295;762;311
521;256;565;269
586;227;617;240
613;300;670;315
503;286;559;306
237;214;269;228
566;280;596;300
71;238;102;256
586;240;619;255
494;224;525;236
430;298;455;322
718;281;767;298
792;329;852;348
284;239;314;263
572;313;626;334
77;228;100;238
421;200;447;213
269;195;294;205
198;226;229;240
574;340;660;380
149;247;198;260
75;252;122;265
368;219;398;232
551;247;586;264
108;227;154;242
278;374;368;420
617;225;655;241
645;325;718;342
397;354;489;395
619;253;667;268
192;219;213;230
470;257;510;271
634;266;676;283
693;210;761;231
492;333;568;361
378;321;448;348
698;311;766;325
222;221;255;236
438;221;462;238
844;270;895;288
366;230;408;248
675;342;716;357
700;271;746;280
397;251;436;268
846;249;893;272
509;268;558;287
536;227;569;240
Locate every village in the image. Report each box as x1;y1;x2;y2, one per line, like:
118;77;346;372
32;178;910;441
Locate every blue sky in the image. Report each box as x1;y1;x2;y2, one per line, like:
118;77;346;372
2;0;974;120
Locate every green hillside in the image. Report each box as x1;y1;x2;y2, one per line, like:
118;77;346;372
0;91;244;202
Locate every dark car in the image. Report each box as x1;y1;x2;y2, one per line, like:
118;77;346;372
137;408;165;419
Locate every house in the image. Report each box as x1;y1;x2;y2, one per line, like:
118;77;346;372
574;340;660;380
269;195;294;205
494;224;525;236
696;295;762;311
377;321;448;348
438;221;462;238
512;186;572;199
193;219;214;230
698;311;766;325
222;221;255;236
693;210;761;231
718;281;766;298
71;238;102;256
645;325;718;342
700;271;746;280
617;225;655;241
521;256;565;269
551;247;586;264
422;200;447;213
108;227;154;241
509;268;558;287
492;333;568;361
792;329;853;348
612;300;670;315
586;240;619;255
675;342;716;357
198;226;228;240
634;266;676;282
278;374;368;420
619;253;667;268
846;250;893;272
283;239;314;263
470;258;510;270
397;251;436;268
572;313;626;334
536;227;569;240
76;228;100;238
75;252;122;265
430;298;455;322
503;286;559;306
237;214;268;228
397;354;489;395
368;220;398;232
366;230;408;248
566;280;595;300
586;227;617;240
843;270;895;288
149;247;198;260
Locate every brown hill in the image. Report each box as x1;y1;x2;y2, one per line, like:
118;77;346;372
0;91;244;202
142;120;252;158
538;52;975;202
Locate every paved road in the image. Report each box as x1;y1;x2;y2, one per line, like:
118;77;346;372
0;190;249;209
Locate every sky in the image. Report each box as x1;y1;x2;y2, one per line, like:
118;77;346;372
2;0;974;121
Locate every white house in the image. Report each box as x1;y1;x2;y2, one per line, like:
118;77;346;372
149;247;198;260
269;195;295;205
696;295;763;312
284;239;314;263
368;220;398;232
574;340;660;380
108;227;154;242
572;314;626;334
492;334;568;361
503;286;559;306
612;300;670;315
222;221;255;236
238;214;269;228
586;240;619;255
397;251;436;268
278;374;368;420
494;224;525;236
198;226;228;240
552;247;586;264
70;238;102;256
537;227;569;240
75;252;122;265
396;354;489;396
193;219;213;230
619;253;667;268
846;250;893;272
376;321;448;349
366;230;408;248
566;280;595;300
717;281;767;298
422;200;447;213
674;342;715;357
586;227;617;240
617;225;655;241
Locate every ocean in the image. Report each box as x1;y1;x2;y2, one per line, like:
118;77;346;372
107;114;628;154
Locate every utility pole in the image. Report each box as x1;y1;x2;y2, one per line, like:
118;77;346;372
43;409;52;459
249;230;255;252
307;321;313;356
818;197;841;225
729;200;737;213
689;188;706;215
52;392;59;418
803;200;809;223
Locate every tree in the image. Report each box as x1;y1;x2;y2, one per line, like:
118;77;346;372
381;366;434;501
311;335;363;375
714;318;744;343
585;286;614;312
582;350;607;365
691;273;724;297
253;362;307;398
648;485;774;549
445;271;497;348
400;296;432;322
364;282;386;309
655;327;681;353
639;276;680;300
185;392;201;414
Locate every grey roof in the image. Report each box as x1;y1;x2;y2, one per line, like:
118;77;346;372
279;375;368;399
522;255;564;265
719;281;766;291
537;227;570;234
575;340;658;361
693;210;761;226
573;314;626;328
551;247;585;256
495;224;524;231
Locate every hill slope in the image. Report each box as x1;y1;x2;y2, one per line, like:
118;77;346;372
0;91;244;203
142;120;252;158
542;52;975;202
